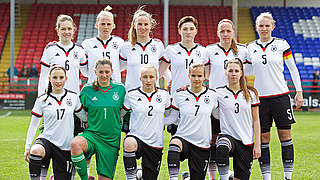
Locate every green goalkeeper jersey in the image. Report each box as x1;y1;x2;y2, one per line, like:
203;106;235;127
80;81;125;148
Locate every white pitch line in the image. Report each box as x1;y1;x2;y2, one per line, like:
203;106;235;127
0;111;12;118
0;138;25;142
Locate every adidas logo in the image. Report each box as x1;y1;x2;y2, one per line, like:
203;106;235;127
92;97;98;101
224;96;229;99
185;98;190;101
178;52;181;54
132;48;136;51
137;98;142;101
55;53;60;56
48;102;52;106
214;52;219;55
254;50;257;53
93;45;98;48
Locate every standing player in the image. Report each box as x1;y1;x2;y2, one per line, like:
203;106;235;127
82;5;124;84
70;58;126;180
24;65;86;180
158;16;209;95
38;14;88;96
215;58;261;180
119;7;164;91
247;12;303;180
166;63;218;180
122;65;171;180
206;19;251;180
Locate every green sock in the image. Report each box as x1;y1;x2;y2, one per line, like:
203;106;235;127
71;152;89;180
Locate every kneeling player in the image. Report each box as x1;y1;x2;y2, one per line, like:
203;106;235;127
70;59;126;180
24;66;86;180
215;58;261;180
166;63;218;180
122;65;171;180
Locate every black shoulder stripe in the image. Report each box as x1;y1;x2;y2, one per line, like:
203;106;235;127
208;88;216;92
216;86;226;89
236;43;246;47
157;87;168;92
75;43;84;49
66;89;77;94
128;87;140;93
45;43;57;49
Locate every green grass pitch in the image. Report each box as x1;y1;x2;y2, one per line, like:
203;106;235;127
0;110;319;179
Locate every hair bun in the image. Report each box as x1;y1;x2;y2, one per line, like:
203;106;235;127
104;5;112;12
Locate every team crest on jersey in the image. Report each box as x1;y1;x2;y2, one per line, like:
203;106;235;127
196;50;201;58
113;92;119;101
112;42;118;49
73;51;79;59
271;45;277;52
66;99;72;106
204;96;210;104
151;45;157;52
156;95;162;103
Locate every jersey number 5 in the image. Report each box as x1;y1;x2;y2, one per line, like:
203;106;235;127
262;55;267;64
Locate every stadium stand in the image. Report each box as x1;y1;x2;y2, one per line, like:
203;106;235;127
0;3;9;59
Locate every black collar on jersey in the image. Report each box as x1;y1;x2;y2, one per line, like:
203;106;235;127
255;38;275;52
186;87;208;102
136;39;152;51
217;44;231;56
96;36;113;49
56;43;76;57
138;87;157;102
179;43;198;56
48;89;68;106
225;86;242;100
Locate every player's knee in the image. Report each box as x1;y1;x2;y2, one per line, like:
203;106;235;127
30;144;45;157
70;136;85;154
216;137;231;167
277;129;292;141
261;132;271;143
167;144;181;167
123;137;138;152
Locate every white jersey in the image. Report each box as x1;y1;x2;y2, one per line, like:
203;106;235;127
216;86;260;145
119;39;164;91
206;43;251;89
247;38;297;97
171;87;218;148
38;42;88;95
82;36;124;84
162;43;209;95
123;87;171;148
31;90;83;150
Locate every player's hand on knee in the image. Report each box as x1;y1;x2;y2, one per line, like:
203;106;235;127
253;143;261;159
24;149;30;162
167;124;178;136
